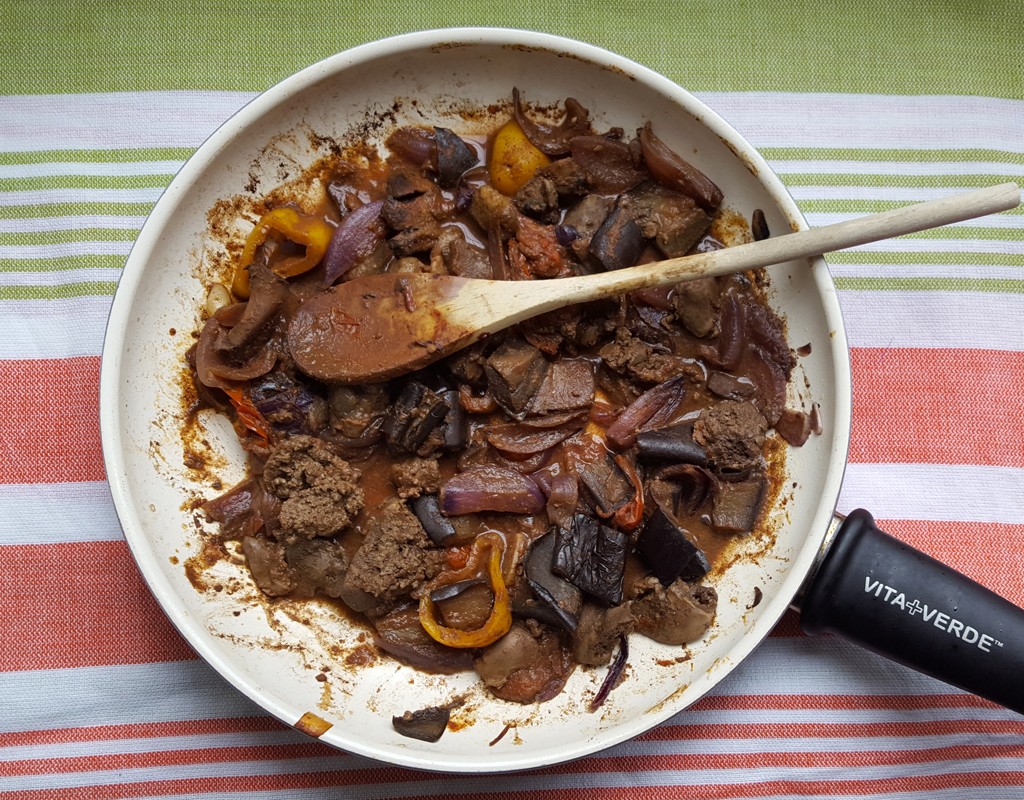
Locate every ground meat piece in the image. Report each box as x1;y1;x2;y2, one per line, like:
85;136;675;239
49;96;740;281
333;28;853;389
599;327;686;384
339;499;445;613
514;175;560;223
537;156;589;200
671;277;721;338
630;577;717;645
278;467;365;539
573;602;635;666
692;400;768;473
390;456;441;498
622;182;712;258
474;623;574;703
263;435;348;498
261;436;364;540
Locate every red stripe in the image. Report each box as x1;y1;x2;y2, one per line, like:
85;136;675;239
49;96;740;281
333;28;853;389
0;717;282;748
688;692;1005;712
7;770;1024;800
0;356;104;485
640;719;1024;740
849;348;1024;467
8;733;1024;778
0;541;194;671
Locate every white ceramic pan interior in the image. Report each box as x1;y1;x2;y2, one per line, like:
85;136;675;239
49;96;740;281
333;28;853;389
99;28;852;772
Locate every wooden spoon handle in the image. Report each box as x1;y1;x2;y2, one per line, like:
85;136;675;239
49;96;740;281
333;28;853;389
484;182;1021;323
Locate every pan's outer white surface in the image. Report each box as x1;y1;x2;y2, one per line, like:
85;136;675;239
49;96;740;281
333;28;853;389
99;28;852;772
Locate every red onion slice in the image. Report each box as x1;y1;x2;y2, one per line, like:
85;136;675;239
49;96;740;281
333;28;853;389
638;122;723;211
440;465;545;515
512;88;592;156
323;200;385;286
606;375;687;449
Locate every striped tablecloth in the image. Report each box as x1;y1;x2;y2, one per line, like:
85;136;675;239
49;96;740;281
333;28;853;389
3;3;1023;798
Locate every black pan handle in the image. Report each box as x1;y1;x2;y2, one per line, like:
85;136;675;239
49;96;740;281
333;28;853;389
798;508;1024;714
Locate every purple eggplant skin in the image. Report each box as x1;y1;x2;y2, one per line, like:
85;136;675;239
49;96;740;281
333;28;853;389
635;422;708;466
552;513;628;606
410;493;457;545
523;532;582;633
636;506;710;585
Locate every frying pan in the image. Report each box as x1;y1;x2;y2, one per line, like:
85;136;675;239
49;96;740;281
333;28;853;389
98;28;1024;773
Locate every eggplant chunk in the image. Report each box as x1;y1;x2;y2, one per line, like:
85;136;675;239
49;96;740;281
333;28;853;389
635;422;708;465
577;451;633;516
521;532;582;633
553;513;628;606
483;337;549;419
410;493;458;545
635;506;710;585
712;477;767;534
392;706;451;742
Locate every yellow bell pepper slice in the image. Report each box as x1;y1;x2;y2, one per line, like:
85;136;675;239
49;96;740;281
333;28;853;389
419;533;512;649
488;118;551;196
232;207;334;298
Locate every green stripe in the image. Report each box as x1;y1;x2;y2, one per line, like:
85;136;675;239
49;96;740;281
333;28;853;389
0;175;173;192
0;202;155;219
827;251;1024;267
0;229;139;246
0;148;193;165
798;200;1024;217
0;282;119;301
780;173;1024;189
0;1;1021;97
833;277;1024;293
0;255;125;273
763;148;1024;165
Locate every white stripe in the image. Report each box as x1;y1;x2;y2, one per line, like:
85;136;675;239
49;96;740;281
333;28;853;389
838;463;1024;524
789;184;1024;204
697;92;1024;151
0;241;132;259
1;91;1020;155
838;291;1024;350
833;260;1024;281
772;159;1024;177
0;187;164;206
1;91;256;151
845;238;1022;255
0;297;112;358
0;482;123;544
0;161;183;179
806;211;1024;231
0;215;148;233
0;267;122;285
0;660;263;733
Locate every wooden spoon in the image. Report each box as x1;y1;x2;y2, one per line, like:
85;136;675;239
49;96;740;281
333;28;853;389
288;182;1020;384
